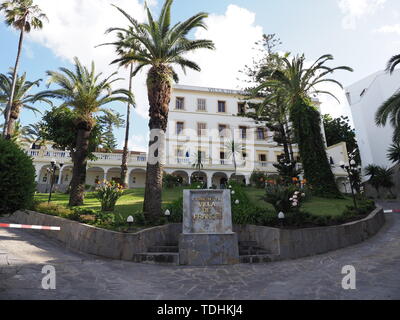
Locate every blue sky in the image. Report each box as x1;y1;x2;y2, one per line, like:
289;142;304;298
1;0;399;151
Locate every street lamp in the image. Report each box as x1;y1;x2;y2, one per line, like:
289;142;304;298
278;211;285;227
165;209;171;223
127;215;134;231
48;159;57;203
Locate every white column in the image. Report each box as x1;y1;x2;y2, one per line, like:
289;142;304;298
245;175;251;185
207;173;213;189
57;167;64;184
35;165;43;183
103;168;109;181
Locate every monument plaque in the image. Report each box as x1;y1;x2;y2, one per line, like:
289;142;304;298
179;190;239;266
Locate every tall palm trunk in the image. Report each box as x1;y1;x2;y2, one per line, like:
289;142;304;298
143;65;172;222
279;122;291;162
6;104;21;138
4;26;25;138
121;63;134;188
69;120;92;206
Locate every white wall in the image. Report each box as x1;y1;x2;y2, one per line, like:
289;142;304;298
346;70;400;170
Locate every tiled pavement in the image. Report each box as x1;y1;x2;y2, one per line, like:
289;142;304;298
1;202;400;300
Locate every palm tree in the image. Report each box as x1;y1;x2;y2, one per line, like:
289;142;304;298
388;142;400;165
365;165;395;198
98;28;138;188
110;0;215;220
22;122;48;147
191;151;205;185
0;71;50;136
224;139;244;177
252;54;353;196
375;55;400;142
1;0;48;138
33;57;134;206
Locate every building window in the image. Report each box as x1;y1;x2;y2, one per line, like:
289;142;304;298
257;127;266;140
198;150;206;160
220;151;226;159
218;101;226;113
176;122;184;135
197;98;206;111
219;124;228;137
176;148;184;158
132;177;136;184
238;102;246;114
277;154;286;163
242;152;247;158
259;154;267;162
197;122;207;136
175;97;185;110
239;126;247;139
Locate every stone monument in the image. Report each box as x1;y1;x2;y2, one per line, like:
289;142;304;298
179;189;239;266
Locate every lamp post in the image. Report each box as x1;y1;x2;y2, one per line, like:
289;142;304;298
339;153;360;209
47;160;64;203
278;211;285;227
127;215;134;232
48;159;57;203
165;209;171;223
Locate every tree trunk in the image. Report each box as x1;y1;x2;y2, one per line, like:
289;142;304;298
121;63;134;188
290;99;341;197
69;120;92;206
279;122;291;162
7;104;21;138
143;65;172;222
4;28;25;138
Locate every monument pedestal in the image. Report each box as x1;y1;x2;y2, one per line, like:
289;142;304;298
179;189;239;266
179;233;239;266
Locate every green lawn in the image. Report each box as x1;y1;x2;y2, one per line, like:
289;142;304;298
245;187;353;216
35;187;353;219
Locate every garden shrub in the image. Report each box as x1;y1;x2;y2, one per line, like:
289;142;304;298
163;174;182;189
164;197;183;223
250;170;268;188
263;184;306;214
0;138;36;216
95;180;124;212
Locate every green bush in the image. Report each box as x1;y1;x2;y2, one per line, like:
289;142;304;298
0;139;36;215
163;174;182;189
164;197;183;223
263;184;306;214
250;170;267;188
94;180;124;212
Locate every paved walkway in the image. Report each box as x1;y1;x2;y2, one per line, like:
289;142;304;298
1;202;400;300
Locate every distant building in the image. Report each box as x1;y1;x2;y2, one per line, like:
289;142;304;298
345;70;400;173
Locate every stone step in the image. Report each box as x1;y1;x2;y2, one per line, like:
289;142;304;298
238;241;258;247
239;254;280;264
132;253;179;265
148;246;179;253
239;249;270;256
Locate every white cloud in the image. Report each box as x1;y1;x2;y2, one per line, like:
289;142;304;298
177;4;264;89
375;23;400;35
29;0;151;118
338;0;386;29
126;134;148;152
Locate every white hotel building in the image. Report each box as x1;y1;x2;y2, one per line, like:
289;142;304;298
25;84;349;192
346;69;400;175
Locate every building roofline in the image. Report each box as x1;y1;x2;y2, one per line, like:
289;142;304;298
173;84;248;96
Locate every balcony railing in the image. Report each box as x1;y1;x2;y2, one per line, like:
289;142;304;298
25;149;147;164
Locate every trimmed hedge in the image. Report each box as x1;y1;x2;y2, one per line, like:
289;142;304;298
0;138;36;215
